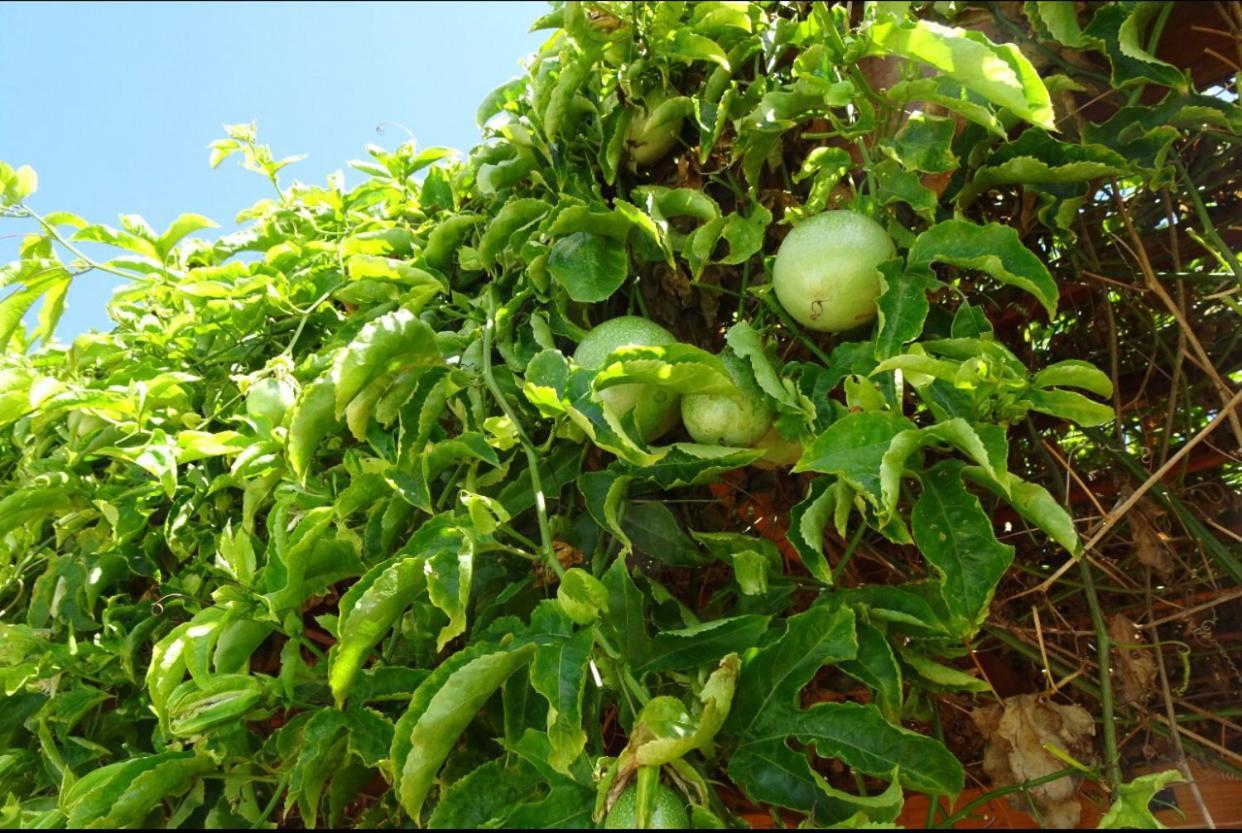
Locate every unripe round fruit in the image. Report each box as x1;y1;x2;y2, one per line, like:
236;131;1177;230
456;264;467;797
751;426;804;470
772;210;895;332
573;316;680;442
681;352;774;447
246;378;297;424
604;785;689;829
626;94;683;166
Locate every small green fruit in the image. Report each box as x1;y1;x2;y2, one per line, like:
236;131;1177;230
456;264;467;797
246;378;297;424
681;351;774;447
604;785;689;829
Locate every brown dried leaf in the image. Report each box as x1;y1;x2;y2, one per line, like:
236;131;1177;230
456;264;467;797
972;694;1096;829
1131;509;1173;575
1109;613;1157;706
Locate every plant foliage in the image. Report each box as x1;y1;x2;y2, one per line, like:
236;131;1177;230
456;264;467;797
0;0;1236;828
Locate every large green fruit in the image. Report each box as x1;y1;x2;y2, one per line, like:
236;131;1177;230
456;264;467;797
246;377;297;424
772;210;895;332
751;425;804;470
626;94;684;167
604;785;689;829
573;316;680;441
681;351;774;447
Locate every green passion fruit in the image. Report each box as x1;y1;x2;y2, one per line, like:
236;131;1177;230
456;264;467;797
681;351;774;447
772;210;896;333
626;94;684;167
573;316;680;442
751;425;804;470
604;784;689;829
246;377;297;424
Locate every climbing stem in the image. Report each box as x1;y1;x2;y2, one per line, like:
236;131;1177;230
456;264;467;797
482;288;563;580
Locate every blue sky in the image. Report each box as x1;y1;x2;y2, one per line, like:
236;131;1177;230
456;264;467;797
0;1;549;339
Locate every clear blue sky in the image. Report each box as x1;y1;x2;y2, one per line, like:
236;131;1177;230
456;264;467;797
0;1;549;339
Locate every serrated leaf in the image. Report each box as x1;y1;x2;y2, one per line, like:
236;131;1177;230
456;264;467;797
909;219;1059;317
866;18;1054;128
911;461;1014;635
837;620;903;723
795;411;917;507
1097;769;1184;829
547;231;629;303
788;478;837;585
332;306;441;418
393;641;537;819
874;263;936;360
531;621;593;772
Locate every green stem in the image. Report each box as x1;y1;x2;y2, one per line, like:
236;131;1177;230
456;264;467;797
482;288;563;580
1079;558;1122;788
925;705;946;827
1173;157;1242;281
987;626;1242;780
934;766;1086;828
21;206;146;283
252;772;290;829
831;523;865;583
1125;0;1174;106
761;294;834;365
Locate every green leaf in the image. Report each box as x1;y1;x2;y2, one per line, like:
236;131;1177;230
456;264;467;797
726;604;858;739
530;618;593;772
795;411;917;507
874;263;936;360
1097;769;1184;829
866;18;1054;128
0;162;37;205
556;568;609;625
156;213;218;258
792;701;963;795
427;757;544;829
622;502;706;566
908;219;1059;318
1081;4;1187;92
632;653;739;766
479;198;551;268
879;417;1007;523
1024;388;1115;427
63;751;213;828
911;461;1014;635
1026;1;1087;47
1033;359;1114;396
547;232;629;302
288;376;340;481
725;321;815;424
0;481;76;537
958;129;1129;208
333;306;442;418
663;30;731;68
898;647;991;692
788;478;837;585
964;468;1081;555
837;620;903;723
393;641;537;819
329;556;425;706
890;112;958;173
638;615;770;675
592;343;734;397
